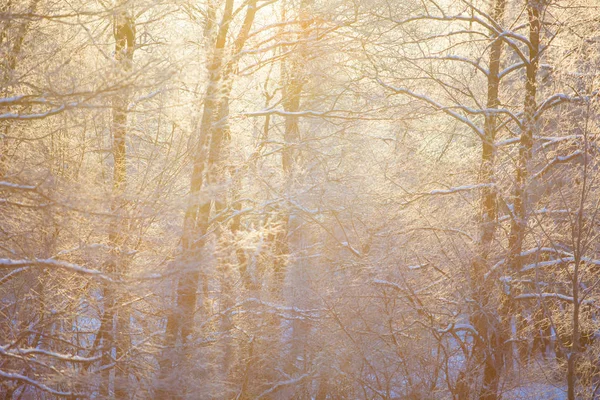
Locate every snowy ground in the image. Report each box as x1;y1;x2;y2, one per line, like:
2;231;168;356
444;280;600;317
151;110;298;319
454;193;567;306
503;383;567;400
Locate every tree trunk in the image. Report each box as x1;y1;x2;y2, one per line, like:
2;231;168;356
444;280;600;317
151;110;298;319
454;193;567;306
468;0;507;398
100;6;135;398
502;0;541;374
155;1;263;396
507;0;541;273
277;2;313;393
0;0;39;176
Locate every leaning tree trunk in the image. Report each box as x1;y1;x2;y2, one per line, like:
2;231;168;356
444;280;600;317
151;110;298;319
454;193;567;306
155;2;234;397
156;1;260;395
207;0;258;383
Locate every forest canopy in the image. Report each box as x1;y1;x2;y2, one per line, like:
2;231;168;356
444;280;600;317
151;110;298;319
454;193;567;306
1;0;600;398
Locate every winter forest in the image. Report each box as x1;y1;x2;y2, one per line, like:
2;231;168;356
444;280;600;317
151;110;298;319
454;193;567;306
3;0;600;398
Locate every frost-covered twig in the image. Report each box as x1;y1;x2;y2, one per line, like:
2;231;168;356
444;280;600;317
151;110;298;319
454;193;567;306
256;373;311;399
515;292;594;304
0;369;82;397
535;92;597;119
0;345;101;363
0;181;37;191
533;150;583;180
0;258;110;281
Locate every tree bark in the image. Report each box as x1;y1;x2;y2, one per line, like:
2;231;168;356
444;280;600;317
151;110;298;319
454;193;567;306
0;0;39;177
156;1;259;396
507;0;541;273
468;0;507;398
100;5;135;398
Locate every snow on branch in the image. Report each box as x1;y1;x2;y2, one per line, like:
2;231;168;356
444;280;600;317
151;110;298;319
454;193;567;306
485;247;574;279
520;246;573;258
540;135;586;149
205;298;323;327
0;258;110;281
520;255;600;272
242;108;363;120
0;181;37;191
533;150;583;180
499;62;526;78
515;292;594;304
373;276;447;295
393;14;530;63
397;227;475;242
426;183;495;196
581;257;600;266
373;279;405;292
0;104;69;120
0;267;29;286
0;345;101;364
496;134;586;148
376;80;486;140
256;373;311;399
535;92;598;119
0;370;81;397
437;322;481;337
408;55;489;76
488;256;581;279
401;183;494;205
521;257;572;272
0;95;26;104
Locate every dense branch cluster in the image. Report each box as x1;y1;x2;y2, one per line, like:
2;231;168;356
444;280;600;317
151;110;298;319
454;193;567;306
1;0;600;399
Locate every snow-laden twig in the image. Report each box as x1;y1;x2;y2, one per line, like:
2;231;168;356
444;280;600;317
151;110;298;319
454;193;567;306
127;90;162;111
393;14;530;63
521;255;600;272
373;279;404;291
497;208;572;223
0;267;29;286
533;150;583;180
427;183;495;196
499;62;526;78
0;258;110;281
495;137;521;147
485;247;574;279
239;298;323;318
409;55;490;76
256;373;310;399
438;322;481;337
377;80;485;140
0;181;37;191
0;369;81;397
515;292;594;304
521;257;574;272
535;92;597;119
398;183;495;207
373;276;447;295
0;95;26;104
242;108;358;120
497;134;591;148
0;104;69;120
0;345;101;363
394;227;474;242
